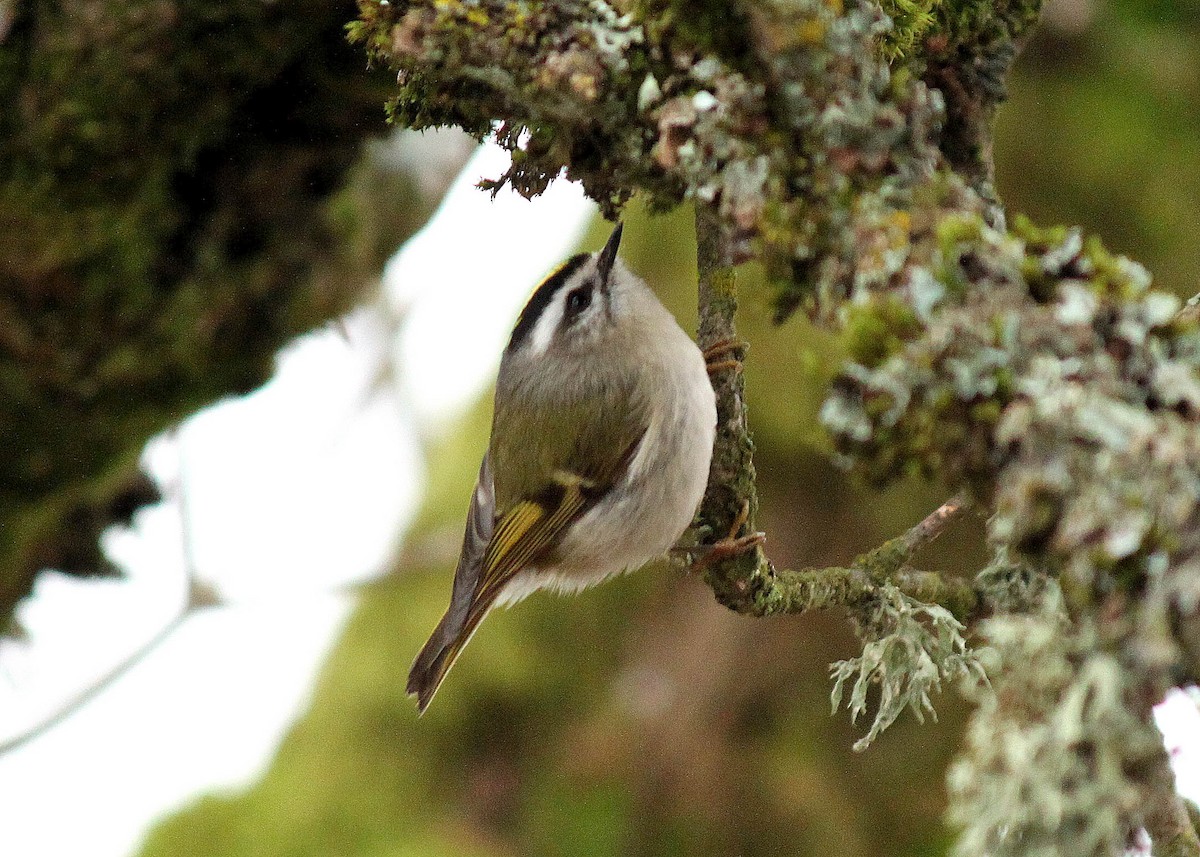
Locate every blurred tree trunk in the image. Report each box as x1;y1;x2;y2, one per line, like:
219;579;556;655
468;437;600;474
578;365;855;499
0;1;426;628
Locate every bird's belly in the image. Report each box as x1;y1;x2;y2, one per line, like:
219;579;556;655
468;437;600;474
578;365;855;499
494;438;709;609
492;348;716;610
543;373;716;585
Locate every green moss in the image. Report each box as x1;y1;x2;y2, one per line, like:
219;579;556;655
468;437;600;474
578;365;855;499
1010;213;1064;243
633;0;756;72
880;0;1044;65
878;0;938;60
936;212;986;254
937;0;1043;49
1081;234;1152;300
840;295;921;364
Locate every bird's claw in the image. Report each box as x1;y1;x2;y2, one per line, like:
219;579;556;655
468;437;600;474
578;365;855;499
683;501;766;572
703;337;746;377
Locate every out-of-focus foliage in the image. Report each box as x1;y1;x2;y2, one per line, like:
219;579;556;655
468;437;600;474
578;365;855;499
136;1;1200;855
996;0;1200;301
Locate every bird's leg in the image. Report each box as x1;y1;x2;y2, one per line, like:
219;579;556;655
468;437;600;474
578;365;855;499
703;337;746;376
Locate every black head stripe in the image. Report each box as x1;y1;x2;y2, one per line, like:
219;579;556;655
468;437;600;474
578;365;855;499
506;253;590;351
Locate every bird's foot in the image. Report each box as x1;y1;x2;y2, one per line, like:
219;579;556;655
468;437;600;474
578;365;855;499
703;337;746;377
683;501;766;573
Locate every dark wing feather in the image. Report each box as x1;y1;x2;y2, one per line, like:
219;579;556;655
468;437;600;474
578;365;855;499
407;455;495;712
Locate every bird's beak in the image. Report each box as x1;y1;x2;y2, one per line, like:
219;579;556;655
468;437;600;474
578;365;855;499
596;222;623;285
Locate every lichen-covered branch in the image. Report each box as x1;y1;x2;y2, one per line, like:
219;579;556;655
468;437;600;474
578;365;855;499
694;210;977;620
763;561;977;619
352;0;971;311
693;206;772;610
948;602;1168;857
820;215;1200;655
761;502;977;619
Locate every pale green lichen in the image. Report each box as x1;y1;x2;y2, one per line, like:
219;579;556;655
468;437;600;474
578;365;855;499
948;599;1163;857
831;583;985;751
818;202;1200;851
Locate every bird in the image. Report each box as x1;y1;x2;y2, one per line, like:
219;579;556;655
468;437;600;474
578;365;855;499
406;222;718;713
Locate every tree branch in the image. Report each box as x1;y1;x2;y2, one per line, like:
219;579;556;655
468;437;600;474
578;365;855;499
693;206;773;612
761;497;977;620
692;221;977;618
1143;738;1200;857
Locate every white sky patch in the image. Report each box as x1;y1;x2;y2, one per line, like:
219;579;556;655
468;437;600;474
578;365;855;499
175;307;419;600
0;597;352;857
1155;687;1200;804
386;142;598;427
0;141;597;857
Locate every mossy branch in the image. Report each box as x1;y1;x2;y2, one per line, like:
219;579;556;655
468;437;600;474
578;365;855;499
693;205;772;610
694;205;977;620
760;500;976;620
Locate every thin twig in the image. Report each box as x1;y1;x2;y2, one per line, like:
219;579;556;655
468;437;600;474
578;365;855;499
0;432;222;758
898;493;968;555
756;497;979;620
0;611;193;756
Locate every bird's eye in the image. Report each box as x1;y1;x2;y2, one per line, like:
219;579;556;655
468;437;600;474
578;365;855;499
564;285;592;319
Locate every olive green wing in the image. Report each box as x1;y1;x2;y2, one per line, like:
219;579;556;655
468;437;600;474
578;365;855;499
407;430;644;713
479;376;650;605
474;470;601;604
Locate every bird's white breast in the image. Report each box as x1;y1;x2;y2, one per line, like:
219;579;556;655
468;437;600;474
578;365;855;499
495;297;716;606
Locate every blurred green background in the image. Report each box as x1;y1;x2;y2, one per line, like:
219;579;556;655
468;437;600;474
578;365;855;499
138;2;1200;855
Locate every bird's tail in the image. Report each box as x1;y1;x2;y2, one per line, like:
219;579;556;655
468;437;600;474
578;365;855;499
406;603;489;714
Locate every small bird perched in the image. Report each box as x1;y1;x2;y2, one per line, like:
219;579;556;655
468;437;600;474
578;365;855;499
407;222;718;712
